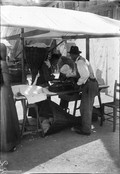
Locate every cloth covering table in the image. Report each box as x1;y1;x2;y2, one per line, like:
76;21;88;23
12;85;48;104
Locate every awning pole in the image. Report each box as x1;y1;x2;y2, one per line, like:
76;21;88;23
21;28;25;83
86;37;90;61
48;39;65;53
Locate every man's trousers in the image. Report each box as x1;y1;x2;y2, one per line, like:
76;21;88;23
80;79;98;134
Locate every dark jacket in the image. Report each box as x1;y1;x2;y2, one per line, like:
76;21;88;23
36;62;54;86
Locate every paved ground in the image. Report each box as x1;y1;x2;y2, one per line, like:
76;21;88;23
1;93;119;174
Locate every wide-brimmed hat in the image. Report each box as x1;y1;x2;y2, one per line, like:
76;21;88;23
68;46;82;54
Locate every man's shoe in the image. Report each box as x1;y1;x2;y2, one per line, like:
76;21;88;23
71;127;91;136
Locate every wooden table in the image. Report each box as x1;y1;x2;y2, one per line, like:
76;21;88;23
13;84;109;135
43;87;81;100
44;84;109;100
43;84;109;117
13;84;109;105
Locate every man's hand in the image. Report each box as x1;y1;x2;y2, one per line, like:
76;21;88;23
45;60;51;68
36;72;40;78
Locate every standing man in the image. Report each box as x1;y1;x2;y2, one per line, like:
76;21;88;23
67;46;98;135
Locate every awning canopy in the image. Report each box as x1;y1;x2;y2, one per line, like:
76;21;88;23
1;5;120;40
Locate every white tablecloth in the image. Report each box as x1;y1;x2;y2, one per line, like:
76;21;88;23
12;85;49;104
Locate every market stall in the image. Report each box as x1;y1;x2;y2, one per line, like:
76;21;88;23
1;5;120;83
12;84;108;136
1;6;120;136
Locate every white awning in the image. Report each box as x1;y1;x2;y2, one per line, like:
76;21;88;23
1;5;120;40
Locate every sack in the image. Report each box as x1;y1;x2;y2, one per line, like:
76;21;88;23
38;100;82;136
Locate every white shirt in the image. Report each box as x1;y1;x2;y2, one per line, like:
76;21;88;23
75;56;90;85
60;56;95;86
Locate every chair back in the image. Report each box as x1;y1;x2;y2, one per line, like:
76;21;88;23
114;80;120;106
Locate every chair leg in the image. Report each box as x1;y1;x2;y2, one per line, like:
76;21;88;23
34;105;39;133
73;100;77;117
35;105;43;133
21;107;28;137
38;116;45;137
35;105;45;136
113;108;117;132
100;104;104;126
21;100;28;137
37;106;45;137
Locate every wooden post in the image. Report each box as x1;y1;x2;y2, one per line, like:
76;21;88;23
21;28;25;83
86;37;90;61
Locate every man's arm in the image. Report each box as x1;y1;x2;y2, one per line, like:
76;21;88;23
76;60;89;85
32;72;40;85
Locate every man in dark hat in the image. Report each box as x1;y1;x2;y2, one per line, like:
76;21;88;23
67;46;98;135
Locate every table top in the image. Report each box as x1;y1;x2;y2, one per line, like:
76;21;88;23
42;87;81;97
98;85;109;90
12;85;47;104
44;84;109;97
12;84;109;103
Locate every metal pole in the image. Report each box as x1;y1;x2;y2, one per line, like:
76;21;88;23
86;37;90;61
48;39;65;53
21;28;25;83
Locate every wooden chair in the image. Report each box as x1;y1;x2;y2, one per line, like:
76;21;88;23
101;80;120;132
